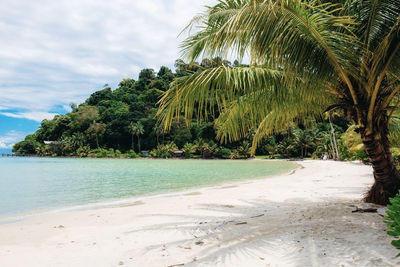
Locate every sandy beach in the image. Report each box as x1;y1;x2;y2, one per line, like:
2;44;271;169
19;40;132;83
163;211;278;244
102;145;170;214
0;160;398;267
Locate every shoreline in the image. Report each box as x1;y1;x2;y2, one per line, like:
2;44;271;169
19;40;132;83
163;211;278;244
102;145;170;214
0;160;398;266
1;154;304;161
0;155;290;162
0;159;299;223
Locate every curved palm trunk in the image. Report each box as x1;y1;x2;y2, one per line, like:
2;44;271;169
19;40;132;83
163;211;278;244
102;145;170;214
328;133;336;160
361;132;400;205
329;115;340;160
96;134;99;149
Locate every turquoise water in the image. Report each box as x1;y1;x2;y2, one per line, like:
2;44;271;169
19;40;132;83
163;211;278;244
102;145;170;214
0;157;295;218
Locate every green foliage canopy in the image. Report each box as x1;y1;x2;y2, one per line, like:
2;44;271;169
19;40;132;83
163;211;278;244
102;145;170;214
158;0;400;155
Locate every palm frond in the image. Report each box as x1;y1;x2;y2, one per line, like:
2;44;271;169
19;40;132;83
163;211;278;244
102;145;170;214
160;0;400;153
158;65;333;153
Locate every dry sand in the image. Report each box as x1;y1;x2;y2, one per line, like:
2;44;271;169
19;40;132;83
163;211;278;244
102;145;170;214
0;160;398;267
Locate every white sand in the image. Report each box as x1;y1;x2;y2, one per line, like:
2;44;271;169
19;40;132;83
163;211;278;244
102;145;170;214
0;160;398;267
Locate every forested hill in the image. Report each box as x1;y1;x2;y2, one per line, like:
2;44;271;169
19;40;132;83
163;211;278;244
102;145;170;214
13;59;370;160
12;59;245;158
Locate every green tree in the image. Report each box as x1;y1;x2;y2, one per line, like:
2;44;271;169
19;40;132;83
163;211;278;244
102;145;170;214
86;87;113;106
87;122;106;148
12;134;40;154
159;0;400;204
129;122;145;152
238;140;252;158
153;124;164;145
292;129;315;158
70;105;99;131
182;142;197;158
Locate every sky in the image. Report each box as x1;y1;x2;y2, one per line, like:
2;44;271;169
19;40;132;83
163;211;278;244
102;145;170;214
0;0;216;153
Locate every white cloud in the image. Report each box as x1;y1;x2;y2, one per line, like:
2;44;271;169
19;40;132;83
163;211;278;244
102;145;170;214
0;0;217;120
0;143;10;149
0;142;10;149
0;131;26;149
0;112;58;122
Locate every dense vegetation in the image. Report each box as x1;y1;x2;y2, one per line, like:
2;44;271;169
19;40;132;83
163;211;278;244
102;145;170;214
385;192;400;256
12;61;239;158
13;59;372;160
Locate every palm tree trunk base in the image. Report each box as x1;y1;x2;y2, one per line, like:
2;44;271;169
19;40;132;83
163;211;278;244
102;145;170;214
361;134;400;205
364;177;400;205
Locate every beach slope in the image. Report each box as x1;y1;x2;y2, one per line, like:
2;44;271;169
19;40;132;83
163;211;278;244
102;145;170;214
0;160;398;266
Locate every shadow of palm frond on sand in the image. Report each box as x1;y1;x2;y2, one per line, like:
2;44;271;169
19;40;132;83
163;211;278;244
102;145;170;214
124;198;398;267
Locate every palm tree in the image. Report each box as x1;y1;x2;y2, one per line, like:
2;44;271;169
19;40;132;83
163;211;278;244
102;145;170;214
238;140;252;158
87;122;106;148
129;122;145;152
158;0;400;204
129;122;135;150
328;114;340;160
153;124;163;145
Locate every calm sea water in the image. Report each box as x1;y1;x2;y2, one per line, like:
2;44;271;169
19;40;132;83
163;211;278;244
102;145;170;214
0;157;296;218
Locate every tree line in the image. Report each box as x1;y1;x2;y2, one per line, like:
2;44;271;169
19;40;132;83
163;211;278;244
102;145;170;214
13;58;384;160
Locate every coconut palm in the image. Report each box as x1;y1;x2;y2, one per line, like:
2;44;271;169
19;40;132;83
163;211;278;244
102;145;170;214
238;140;252;158
87;122;106;148
158;0;400;204
129;122;145;152
153;124;164;145
182;142;197;158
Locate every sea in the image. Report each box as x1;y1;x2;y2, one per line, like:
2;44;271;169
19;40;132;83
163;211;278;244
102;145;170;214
0;157;296;219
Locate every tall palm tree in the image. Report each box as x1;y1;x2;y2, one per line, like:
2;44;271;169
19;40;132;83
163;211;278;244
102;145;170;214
88;121;106;148
158;0;400;204
292;129;315;158
129;122;145;152
153;124;164;145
